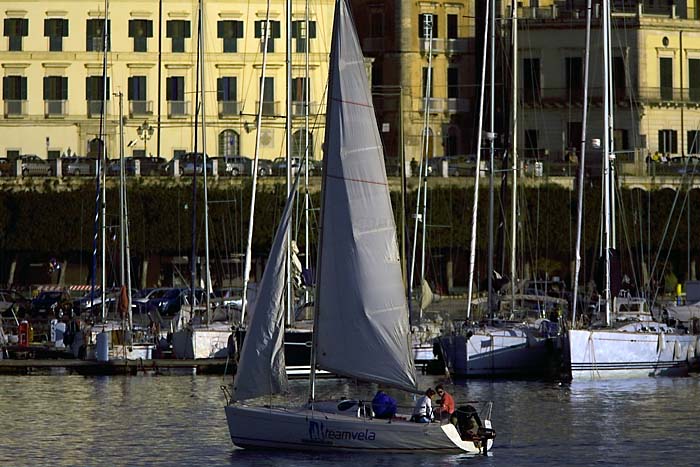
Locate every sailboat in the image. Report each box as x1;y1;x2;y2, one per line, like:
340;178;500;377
222;0;495;453
564;0;696;380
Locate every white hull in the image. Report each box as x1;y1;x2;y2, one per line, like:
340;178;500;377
439;327;561;378
566;329;696;380
225;403;492;453
172;325;232;359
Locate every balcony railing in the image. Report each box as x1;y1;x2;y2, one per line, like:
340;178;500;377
4;99;26;117
87;100;110;118
45;100;67;117
168;100;189;117
129;100;153;117
256;100;279;117
362;37;384;53
446;98;469;113
218;100;241;117
291;101;320;117
445;38;470;55
419;38;444;55
414;97;445;113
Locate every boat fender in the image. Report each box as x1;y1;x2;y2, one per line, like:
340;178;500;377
687;345;695;362
657;332;666;354
673;340;681;361
695;336;700;358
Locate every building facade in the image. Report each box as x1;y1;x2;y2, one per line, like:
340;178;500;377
517;1;700;163
0;0;333;161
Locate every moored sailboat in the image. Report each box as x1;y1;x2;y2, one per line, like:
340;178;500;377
222;0;495;453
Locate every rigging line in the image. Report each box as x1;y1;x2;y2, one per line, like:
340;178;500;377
613;172;641;294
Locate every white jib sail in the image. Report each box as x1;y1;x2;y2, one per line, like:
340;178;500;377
233;175;300;401
314;0;418;394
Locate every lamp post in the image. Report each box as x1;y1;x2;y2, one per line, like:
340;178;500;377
136;120;154;156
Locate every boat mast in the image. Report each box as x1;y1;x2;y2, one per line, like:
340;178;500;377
100;0;109;322
571;0;592;327
487;0;496;319
198;0;212;324
240;2;273;323
466;0;490;320
285;0;293;326
409;12;433;323
509;0;517;312
602;0;612;324
303;0;310;307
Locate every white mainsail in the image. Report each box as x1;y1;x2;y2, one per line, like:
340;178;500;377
313;0;417;393
233;176;300;401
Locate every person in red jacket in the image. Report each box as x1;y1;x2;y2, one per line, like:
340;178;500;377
435;384;455;421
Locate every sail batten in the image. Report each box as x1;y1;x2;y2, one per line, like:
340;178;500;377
314;0;418;394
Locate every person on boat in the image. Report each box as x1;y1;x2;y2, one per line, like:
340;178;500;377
435;385;455;421
411;388;435;423
371;390;397;419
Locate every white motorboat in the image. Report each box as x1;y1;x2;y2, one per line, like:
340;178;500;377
223;0;495;454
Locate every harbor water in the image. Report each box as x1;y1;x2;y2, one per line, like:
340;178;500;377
1;373;699;466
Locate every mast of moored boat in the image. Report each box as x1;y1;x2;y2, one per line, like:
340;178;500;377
509;0;518;313
99;0;109;322
572;0;593;327
466;0;490;320
602;0;613;325
285;0;293;327
487;0;496;320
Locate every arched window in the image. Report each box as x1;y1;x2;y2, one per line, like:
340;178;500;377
218;129;240;157
445;126;459;156
292;130;313;159
88;137;104;158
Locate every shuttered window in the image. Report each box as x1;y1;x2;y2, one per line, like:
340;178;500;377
4;18;28;51
128;76;147;101
660;57;673;100
86;19;110;51
217;20;243;52
254;20;281;52
166;20;190;53
129;19;153;52
85;76;111;100
216;77;237;101
418;14;438;38
44;19;68;51
43;76;68;100
2;76;27;100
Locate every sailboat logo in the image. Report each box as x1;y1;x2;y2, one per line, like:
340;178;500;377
307;420;327;443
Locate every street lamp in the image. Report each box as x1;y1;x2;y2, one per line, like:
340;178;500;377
136;120;154;156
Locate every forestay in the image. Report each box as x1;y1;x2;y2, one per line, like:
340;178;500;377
314;0;418;394
233;176;300;401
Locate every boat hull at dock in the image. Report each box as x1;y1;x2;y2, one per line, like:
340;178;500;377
225;403;492;454
565;328;696;380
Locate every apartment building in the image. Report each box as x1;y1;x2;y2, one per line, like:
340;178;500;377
517;1;700;163
0;0;333;162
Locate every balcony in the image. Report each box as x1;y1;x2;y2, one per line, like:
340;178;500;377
446;98;469;113
419;38;444;55
129;100;153;117
168;100;189;117
87;100;111;118
4;99;26;118
44;100;67;117
256;101;279;117
218;100;241;117
445;38;470;56
362;37;384;53
291;101;320;117
414;97;445;113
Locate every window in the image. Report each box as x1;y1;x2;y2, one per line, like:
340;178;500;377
217;20;243;53
689;59;700;102
166;20;190;53
418;14;438;38
261;76;274;116
567;122;582;151
85;76;110;101
3;76;27;116
44;19;68;51
660;57;673;100
254;20;281;53
128;76;150;116
291;20;316;53
7;149;19;159
86;19;110;51
369;10;383;38
372;61;383;88
166;76;186;116
4;18;28;51
173;149;186;159
613;129;629;151
218;129;240;157
447;67;459;99
447;14;458;39
422;67;433;98
291;77;308;103
129;19;153;52
566;57;583;100
523;58;541;103
217;77;238;116
43;76;68;116
524;129;538;157
613;56;626;100
688;130;700;154
658;129;677;154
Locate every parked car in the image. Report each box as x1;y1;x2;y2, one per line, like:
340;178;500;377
427;155;474;177
19;154;53;176
108;156;167;176
163;153;214;176
31;290;71;316
62;157;97;176
141;287;208;317
0;289;31;316
0;157;13;177
215;156;273;177
272;156;317;176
